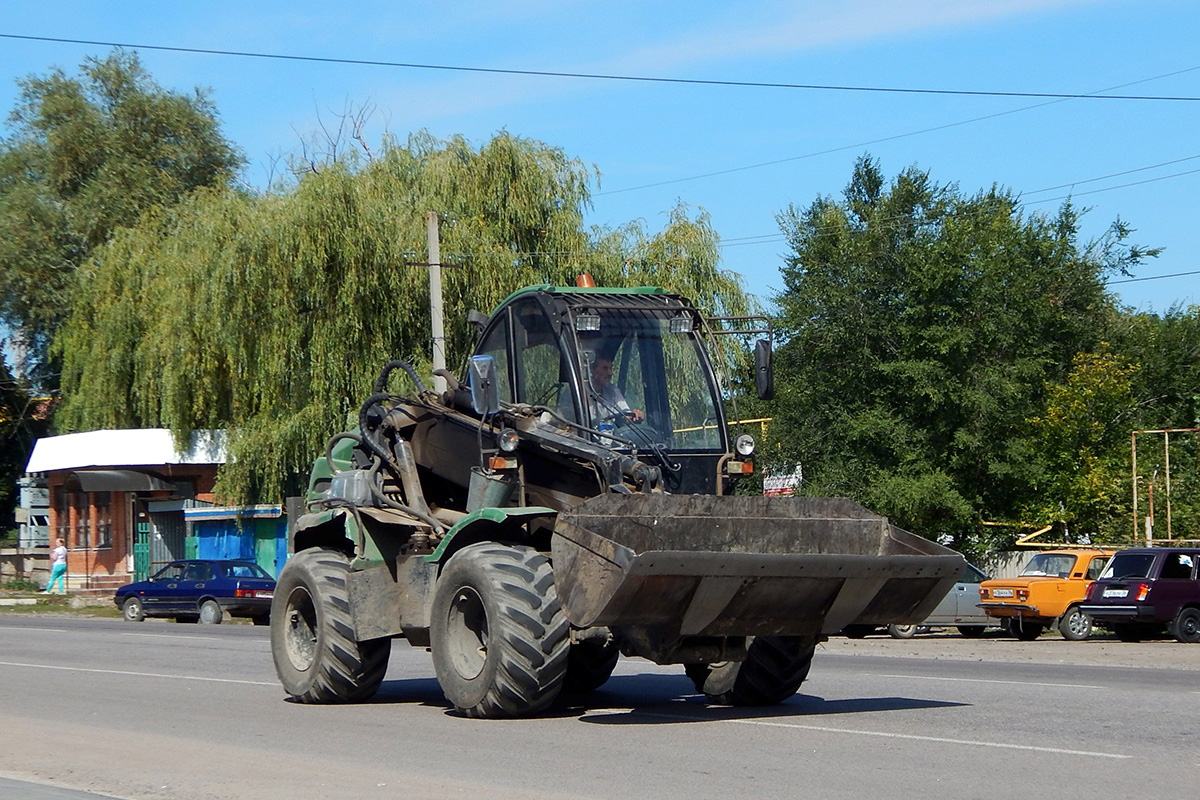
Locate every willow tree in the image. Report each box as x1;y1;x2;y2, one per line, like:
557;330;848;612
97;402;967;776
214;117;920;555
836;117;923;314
56;132;754;503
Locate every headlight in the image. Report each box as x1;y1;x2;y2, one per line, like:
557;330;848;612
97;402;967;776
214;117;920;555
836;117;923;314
498;428;520;453
735;434;755;457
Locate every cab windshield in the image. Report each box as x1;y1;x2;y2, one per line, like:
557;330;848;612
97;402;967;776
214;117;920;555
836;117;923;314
481;294;726;452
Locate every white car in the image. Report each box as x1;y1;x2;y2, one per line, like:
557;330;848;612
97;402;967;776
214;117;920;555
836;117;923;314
843;562;997;639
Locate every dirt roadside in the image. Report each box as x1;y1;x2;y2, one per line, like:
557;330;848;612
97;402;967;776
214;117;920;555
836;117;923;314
819;628;1200;670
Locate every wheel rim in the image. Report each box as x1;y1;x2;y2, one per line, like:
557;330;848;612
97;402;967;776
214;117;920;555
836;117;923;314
1067;611;1089;637
284;586;318;672
445;586;489;680
125;600;140;620
1183;612;1200;638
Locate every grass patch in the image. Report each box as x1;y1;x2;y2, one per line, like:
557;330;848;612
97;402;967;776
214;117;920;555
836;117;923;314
1;578;41;591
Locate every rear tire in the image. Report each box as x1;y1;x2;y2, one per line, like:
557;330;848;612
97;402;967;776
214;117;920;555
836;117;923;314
1009;619;1045;641
841;624;875;639
957;625;986;638
887;624;918;639
198;599;223;625
271;547;391;703
687;636;816;706
1112;623;1144;642
430;543;569;718
1057;605;1092;640
122;597;145;622
1168;607;1200;643
562;636;621;695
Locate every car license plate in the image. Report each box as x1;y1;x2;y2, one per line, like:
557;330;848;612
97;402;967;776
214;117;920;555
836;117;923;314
992;589;1014;598
1103;588;1128;598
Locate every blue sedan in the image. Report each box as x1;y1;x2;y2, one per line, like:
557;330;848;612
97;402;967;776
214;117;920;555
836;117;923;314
114;560;276;625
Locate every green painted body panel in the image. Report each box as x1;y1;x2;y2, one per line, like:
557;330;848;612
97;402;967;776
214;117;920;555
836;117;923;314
424;506;558;563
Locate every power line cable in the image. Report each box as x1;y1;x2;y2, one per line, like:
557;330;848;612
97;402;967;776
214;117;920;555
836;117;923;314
1109;269;1200;285
601;66;1200;195
1022;154;1200;195
717;156;1200;249
3;32;1199;102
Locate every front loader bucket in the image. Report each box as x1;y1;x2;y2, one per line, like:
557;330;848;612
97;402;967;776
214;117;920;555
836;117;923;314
551;494;963;639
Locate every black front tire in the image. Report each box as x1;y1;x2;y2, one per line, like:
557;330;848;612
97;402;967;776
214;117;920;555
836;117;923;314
687;636;816;706
271;547;391;703
1168;607;1200;643
430;543;569;718
122;597;145;622
887;624;918;639
957;625;986;638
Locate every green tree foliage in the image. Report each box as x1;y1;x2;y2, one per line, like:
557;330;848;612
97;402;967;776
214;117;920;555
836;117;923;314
56;132;753;503
0;50;243;381
770;156;1155;555
1026;347;1140;542
1107;306;1200;543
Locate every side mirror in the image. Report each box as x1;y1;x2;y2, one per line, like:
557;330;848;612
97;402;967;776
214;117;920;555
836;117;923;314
468;354;501;415
754;339;774;401
467;309;489;333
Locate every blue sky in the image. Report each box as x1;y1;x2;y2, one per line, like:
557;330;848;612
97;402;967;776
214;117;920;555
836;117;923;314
2;0;1197;314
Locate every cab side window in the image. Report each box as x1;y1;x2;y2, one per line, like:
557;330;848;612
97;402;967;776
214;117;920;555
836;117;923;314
514;301;569;408
477;312;513;404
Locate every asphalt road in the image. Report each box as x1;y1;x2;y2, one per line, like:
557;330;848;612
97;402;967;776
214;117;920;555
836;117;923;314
1;615;1197;799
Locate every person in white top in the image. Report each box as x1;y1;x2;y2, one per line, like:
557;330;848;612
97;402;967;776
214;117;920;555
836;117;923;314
45;537;67;593
587;357;644;424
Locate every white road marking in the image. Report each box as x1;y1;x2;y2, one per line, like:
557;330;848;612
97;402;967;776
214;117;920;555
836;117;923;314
876;673;1104;689
0;627;68;633
0;660;277;687
630;711;1130;759
121;632;227;642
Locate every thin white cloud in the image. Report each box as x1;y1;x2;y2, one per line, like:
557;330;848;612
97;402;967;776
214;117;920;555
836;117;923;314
604;0;1109;75
361;0;1113;125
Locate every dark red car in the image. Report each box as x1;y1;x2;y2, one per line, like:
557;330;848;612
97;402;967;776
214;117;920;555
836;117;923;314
1081;547;1200;643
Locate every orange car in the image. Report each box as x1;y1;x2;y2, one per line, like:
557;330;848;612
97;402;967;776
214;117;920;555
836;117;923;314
978;548;1115;640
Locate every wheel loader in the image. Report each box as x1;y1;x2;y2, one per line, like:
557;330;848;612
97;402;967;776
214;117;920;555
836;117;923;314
270;281;964;717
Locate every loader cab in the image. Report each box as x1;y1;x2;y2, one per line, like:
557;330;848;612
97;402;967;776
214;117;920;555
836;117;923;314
473;287;732;491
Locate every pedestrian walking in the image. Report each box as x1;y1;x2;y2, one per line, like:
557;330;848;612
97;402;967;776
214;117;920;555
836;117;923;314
45;538;67;593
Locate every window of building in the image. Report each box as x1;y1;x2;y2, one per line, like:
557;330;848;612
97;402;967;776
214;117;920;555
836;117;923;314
94;492;112;549
74;492;90;549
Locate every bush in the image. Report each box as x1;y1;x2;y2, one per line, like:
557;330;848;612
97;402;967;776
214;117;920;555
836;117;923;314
1;578;40;591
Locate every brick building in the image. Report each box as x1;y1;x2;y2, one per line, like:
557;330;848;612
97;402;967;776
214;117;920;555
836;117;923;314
23;429;226;592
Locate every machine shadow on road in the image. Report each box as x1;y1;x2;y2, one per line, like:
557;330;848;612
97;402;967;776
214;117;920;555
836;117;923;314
343;671;964;723
572;674;965;725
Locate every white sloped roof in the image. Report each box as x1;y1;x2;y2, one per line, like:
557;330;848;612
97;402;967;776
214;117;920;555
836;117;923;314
25;429;226;473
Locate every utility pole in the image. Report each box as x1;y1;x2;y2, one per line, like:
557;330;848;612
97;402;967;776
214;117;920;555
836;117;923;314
426;211;447;394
